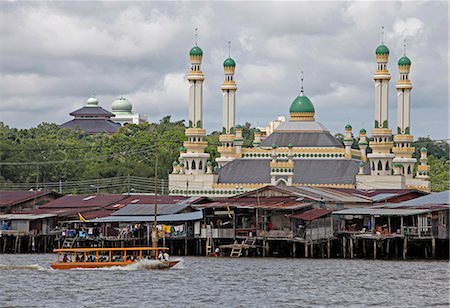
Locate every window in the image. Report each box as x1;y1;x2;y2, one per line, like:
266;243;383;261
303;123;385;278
199;161;203;171
191;160;196;170
385;162;390;170
378;161;383;171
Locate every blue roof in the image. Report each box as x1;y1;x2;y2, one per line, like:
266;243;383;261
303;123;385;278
382;191;449;208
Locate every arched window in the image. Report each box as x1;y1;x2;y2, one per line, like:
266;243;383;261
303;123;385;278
385;162;390;170
186;161;189;170
378;161;383;171
407;166;411;174
191;160;196;170
372;162;375;171
199;161;203;171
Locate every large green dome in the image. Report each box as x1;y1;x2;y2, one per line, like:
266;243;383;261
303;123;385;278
289;95;315;113
376;44;390;55
86;95;99;107
190;46;203;56
223;57;236;67
112;97;132;114
398;56;411;66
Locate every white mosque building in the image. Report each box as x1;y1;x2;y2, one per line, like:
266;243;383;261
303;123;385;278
168;37;431;197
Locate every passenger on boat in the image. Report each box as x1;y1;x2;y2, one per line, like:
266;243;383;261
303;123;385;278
158;252;164;261
62;254;69;263
163;252;169;261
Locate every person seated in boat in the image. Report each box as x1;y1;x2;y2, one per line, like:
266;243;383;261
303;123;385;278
62;254;69;263
158;251;164;261
125;256;133;263
163;252;169;261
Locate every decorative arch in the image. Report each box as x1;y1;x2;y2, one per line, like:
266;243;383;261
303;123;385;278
191;160;196;170
377;161;383;171
275;178;288;186
385;161;390;171
407;166;411;174
199;161;203;171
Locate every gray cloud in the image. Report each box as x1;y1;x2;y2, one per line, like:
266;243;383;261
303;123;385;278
0;1;448;139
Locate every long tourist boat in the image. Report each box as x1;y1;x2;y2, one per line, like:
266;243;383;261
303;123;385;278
51;247;179;270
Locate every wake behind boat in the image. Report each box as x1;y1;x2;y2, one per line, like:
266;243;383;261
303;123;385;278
51;247;179;270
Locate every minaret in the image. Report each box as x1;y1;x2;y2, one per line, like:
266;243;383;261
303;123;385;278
222;41;237;133
368;28;395;176
177;30;210;175
343;124;353;158
358;128;368;161
217;42;238;167
392;41;416;177
416;147;430;180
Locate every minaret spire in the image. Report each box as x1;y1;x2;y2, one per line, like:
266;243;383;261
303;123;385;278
228;40;231;57
194;28;198;46
403;39;406;56
381;26;384;44
300;71;304;96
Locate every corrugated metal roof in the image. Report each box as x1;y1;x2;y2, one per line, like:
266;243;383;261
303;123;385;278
291;209;333;221
333;208;433;216
40;194;127;208
90;211;203;223
197;199;312;210
69;106;115;117
0;214;56;220
260;131;343;148
385;191;449;207
111;203;192;216
0;190;58;207
217;159;370;184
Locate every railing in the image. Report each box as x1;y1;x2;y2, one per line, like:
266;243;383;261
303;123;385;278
403;226;433;238
198;228;235;239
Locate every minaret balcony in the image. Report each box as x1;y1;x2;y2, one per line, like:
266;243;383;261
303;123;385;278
218;146;236;155
185;128;206;137
183;141;208;150
221;83;237;90
417;165;430;172
392;147;415;155
371;128;392;137
219;134;235;142
270;161;294;169
394;134;414;142
187;72;205;80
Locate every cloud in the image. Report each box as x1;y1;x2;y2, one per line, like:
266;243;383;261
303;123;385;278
0;1;448;140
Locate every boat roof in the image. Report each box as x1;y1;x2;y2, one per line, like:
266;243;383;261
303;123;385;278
54;247;169;253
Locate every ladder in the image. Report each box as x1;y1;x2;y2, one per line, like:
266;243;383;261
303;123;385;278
230;240;245;257
205;225;213;256
62;236;78;249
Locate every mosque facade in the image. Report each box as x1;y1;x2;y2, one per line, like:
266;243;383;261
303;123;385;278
168;39;431;196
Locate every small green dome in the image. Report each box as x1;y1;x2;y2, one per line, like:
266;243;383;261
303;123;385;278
172;161;179;166
86;95;99;107
112;97;132;114
271;144;277;149
359;161;365;167
287;143;294;148
398;56;411;66
207;161;212;166
190;46;203;56
376;44;390;55
420;147;428;152
289;95;315;113
235;124;243;129
360;128;366;134
223;57;236;67
254;128;261;133
345;124;352;130
179;146;187;152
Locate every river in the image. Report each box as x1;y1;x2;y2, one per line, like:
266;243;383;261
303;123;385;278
0;254;448;307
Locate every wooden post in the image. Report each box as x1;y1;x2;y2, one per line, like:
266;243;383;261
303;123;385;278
403;238;407;260
310;241;313;258
424;241;428;259
292;242;296;258
386;239;390;259
184;238;188;256
432;238;436;258
363;239;366;258
327;239;331;258
350;237;354;259
342;237;346;258
373;240;377;260
304;241;308;258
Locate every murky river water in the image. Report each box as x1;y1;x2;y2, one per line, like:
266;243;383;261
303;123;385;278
0;254;448;307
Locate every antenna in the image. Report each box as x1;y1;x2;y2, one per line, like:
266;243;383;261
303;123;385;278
228;41;231;57
381;26;384;44
403;39;406;56
195;28;198;46
300;71;304;95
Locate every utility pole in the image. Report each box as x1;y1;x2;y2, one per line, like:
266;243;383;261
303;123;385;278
35;163;39;190
152;152;159;252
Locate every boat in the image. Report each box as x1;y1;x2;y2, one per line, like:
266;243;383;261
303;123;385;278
51;247;179;270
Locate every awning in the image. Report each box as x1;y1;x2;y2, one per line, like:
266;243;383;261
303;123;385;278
0;214;57;220
291;209;333;221
89;211;203;223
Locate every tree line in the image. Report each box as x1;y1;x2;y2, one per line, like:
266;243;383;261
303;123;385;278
0;119;447;191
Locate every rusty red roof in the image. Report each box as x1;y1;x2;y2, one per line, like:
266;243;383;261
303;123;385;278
0;190;60;207
196;197;311;210
39;194;127;208
291;209;333;221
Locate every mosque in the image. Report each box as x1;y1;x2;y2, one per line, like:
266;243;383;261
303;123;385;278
168;37;431;196
60;95;147;134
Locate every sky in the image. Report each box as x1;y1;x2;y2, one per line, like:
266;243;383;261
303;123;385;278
0;1;448;140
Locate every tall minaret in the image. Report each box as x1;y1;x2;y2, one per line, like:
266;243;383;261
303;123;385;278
392;41;416;177
368;27;395;176
217;42;238;168
221;42;237;133
188;28;205;129
179;29;209;175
